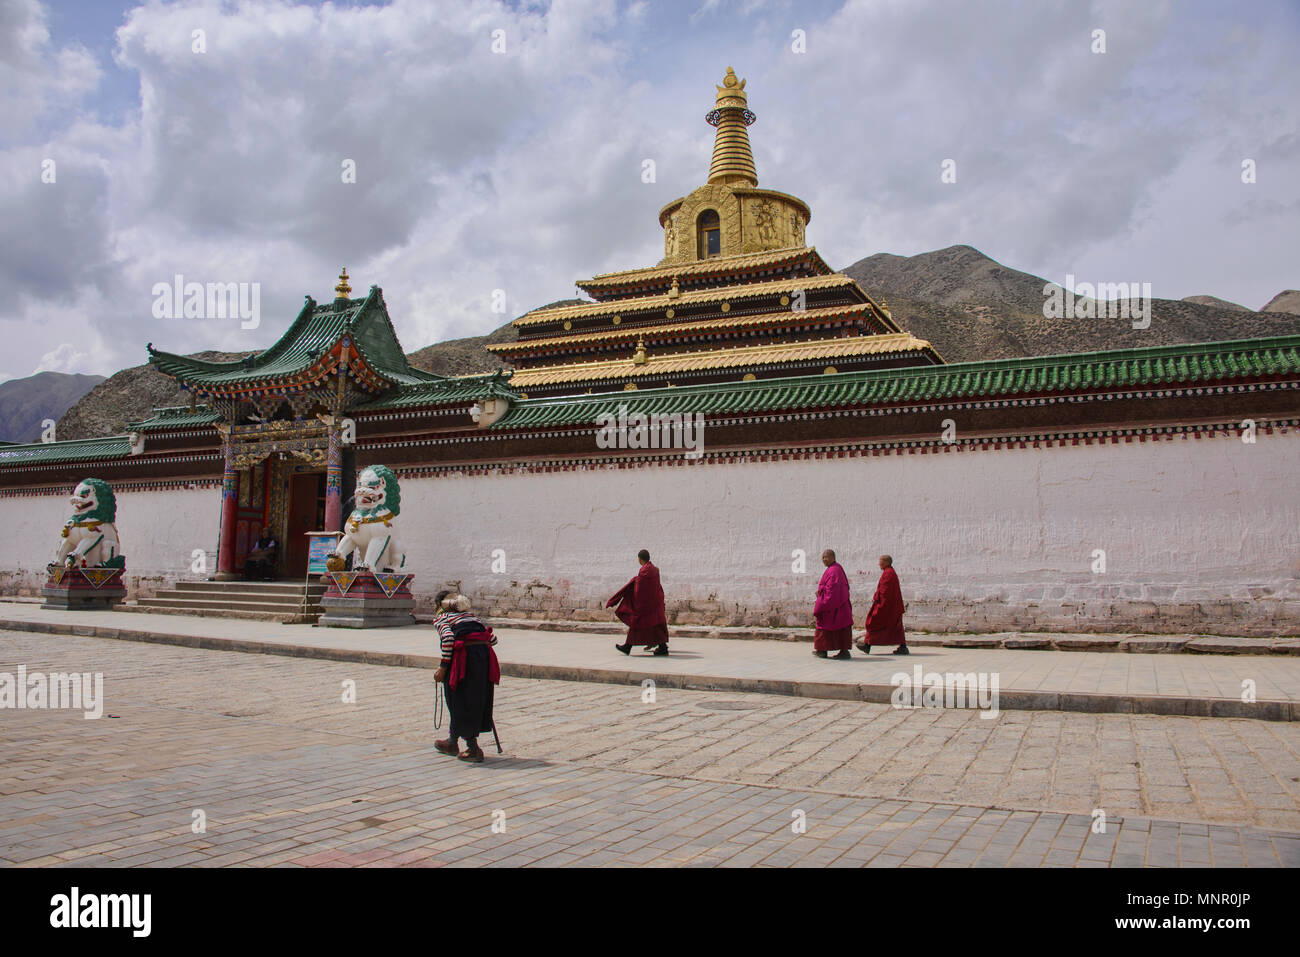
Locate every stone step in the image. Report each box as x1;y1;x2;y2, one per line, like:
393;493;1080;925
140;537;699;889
173;580;326;597
124;603;317;624
135;597;322;616
150;588;320;608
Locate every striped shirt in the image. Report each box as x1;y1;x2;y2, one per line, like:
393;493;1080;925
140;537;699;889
435;611;496;664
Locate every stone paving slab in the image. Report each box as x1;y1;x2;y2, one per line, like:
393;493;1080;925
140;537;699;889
2;603;1298;721
1;674;1293;868
9;631;1298;831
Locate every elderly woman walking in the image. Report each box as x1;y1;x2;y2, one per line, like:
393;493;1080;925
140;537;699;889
432;591;500;763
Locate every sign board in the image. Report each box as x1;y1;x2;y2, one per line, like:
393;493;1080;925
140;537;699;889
306;532;342;574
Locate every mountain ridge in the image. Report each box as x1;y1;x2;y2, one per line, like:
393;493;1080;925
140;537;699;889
0;372;106;444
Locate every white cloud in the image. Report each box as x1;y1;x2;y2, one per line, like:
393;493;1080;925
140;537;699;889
0;0;1296;382
34;341;90;374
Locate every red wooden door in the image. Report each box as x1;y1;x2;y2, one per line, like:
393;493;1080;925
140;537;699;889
286;474;322;578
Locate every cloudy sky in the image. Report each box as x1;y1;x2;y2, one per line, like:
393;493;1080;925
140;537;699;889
2;0;1297;381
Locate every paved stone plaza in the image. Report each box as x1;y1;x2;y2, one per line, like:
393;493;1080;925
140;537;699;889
2;624;1299;867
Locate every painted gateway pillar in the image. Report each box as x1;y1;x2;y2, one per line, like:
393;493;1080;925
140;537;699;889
324;418;344;534
216;435;239;579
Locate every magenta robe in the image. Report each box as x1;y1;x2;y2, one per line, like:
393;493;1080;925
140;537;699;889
606;561;669;646
813;562;853;651
864;566;906;646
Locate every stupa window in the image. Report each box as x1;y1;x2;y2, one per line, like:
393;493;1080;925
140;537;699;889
697;210;721;259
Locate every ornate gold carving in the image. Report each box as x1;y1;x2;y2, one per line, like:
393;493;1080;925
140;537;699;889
753;197;777;244
664;184;741;265
717;66;745;96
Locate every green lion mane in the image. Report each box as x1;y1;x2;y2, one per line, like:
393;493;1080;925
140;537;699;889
357;464;400;518
72;478;117;524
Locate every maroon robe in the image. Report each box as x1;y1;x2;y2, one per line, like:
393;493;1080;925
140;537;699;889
813;562;853;651
606;561;669;646
864;566;906;646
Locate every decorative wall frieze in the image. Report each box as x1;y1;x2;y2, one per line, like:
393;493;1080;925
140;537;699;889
1;478;223;499
379;418;1297;481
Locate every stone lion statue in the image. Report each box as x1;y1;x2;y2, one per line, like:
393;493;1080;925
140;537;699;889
53;478;125;569
326;464;406;573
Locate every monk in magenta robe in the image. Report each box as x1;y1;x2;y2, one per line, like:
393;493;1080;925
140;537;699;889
812;549;853;659
857;554;908;655
608;549;669;656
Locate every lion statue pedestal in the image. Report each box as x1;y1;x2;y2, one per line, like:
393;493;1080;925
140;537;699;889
41;478;127;611
318;465;416;629
318;569;416;628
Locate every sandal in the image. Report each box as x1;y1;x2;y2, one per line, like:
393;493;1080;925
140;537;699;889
458;746;485;763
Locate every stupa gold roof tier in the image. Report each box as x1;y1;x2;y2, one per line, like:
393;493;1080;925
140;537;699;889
485;67;943;395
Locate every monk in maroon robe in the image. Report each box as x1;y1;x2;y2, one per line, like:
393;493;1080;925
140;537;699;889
607;549;669;656
812;549;853;659
857;554;908;655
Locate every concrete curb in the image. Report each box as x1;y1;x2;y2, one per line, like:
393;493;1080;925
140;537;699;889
9;617;1295;723
487;619;1300;656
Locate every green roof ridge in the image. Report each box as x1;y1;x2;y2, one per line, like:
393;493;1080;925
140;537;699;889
492;334;1300;430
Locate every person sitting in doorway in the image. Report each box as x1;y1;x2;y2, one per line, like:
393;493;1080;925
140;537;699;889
243;532;278;581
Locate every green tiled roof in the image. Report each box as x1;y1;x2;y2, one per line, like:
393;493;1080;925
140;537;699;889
492;335;1300;429
127;406;221;430
354;371;518;412
147;286;440;390
0;436;133;466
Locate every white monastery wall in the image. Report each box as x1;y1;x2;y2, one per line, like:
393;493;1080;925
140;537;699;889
401;432;1300;636
0;487;219;601
1;434;1296;635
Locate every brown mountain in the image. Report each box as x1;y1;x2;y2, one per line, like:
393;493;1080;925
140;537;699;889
1261;290;1300;315
842;245;1299;363
406;320;516;376
56;352;252;441
1181;295;1250;312
0;371;105;443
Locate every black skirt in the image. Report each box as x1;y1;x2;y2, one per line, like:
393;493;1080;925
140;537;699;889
445;643;495;740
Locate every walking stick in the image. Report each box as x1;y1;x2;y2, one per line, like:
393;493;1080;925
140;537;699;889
491;720;503;754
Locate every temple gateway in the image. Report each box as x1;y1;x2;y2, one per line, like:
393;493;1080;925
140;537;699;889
1;68;1297;635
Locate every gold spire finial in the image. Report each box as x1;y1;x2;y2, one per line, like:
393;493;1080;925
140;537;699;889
706;67;757;187
334;267;352;301
633;337;648;365
668;277;680;299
